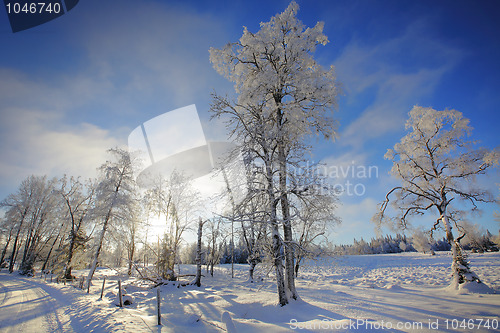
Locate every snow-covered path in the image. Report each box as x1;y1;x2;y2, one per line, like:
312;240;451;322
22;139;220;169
0;252;498;332
0;272;159;333
0;275;74;333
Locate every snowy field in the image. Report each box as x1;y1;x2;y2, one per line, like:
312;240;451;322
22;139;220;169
0;252;499;332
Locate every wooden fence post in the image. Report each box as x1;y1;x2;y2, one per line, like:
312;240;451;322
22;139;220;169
100;277;106;299
118;280;123;307
157;288;161;326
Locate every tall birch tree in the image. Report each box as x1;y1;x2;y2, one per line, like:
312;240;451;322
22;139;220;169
210;1;339;305
59;176;95;280
86;148;136;290
374;106;499;288
1;176;37;273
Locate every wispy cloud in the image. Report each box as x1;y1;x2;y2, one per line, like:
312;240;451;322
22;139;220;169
323;18;465;243
72;1;229;113
0;1;231;194
0;69;121;189
334;19;464;149
331;197;379;243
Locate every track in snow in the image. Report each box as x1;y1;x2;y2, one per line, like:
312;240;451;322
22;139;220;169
0;274;73;333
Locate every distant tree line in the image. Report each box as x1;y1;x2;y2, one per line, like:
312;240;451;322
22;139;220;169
331;230;499;256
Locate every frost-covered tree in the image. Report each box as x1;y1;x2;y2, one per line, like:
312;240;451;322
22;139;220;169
210;1;339;306
292;171;339;276
236;191;269;282
113;188;142;276
411;229;434;255
458;222;498;252
144;172;197;281
0;216;15;269
1;175;60;275
223;162;270;282
1;176;39;273
20;177;59;275
86;148;137;290
374;106;499;288
205;217;226;277
59;176;95;280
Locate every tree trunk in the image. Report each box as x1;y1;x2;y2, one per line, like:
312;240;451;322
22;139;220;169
278;141;298;300
64;233;76;280
271;223;287;306
19;251;36;276
21;225;33;266
275;100;298;301
127;243;135;276
127;223;135;276
0;230;13;269
248;260;257;282
282;203;297;299
41;233;59;272
9;216;25;273
170;234;178;281
193;218;203;287
86;218;109;291
19;232;36;275
86;172;123;290
266;159;288;306
441;211;481;286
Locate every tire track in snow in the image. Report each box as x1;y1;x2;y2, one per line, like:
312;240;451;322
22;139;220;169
0;274;75;333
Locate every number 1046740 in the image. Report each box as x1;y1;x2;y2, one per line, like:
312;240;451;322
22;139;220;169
5;2;62;14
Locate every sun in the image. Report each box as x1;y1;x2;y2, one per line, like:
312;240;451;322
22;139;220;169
141;214;166;243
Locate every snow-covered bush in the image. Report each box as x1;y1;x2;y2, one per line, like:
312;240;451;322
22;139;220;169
412;230;434;255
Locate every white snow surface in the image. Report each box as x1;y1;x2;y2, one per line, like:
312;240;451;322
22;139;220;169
0;252;499;332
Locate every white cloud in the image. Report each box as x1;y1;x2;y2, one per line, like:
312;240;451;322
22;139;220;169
322;151;369;171
340;68;448;148
71;1;229;111
0;1;231;197
334;19;463;149
330;197;379;243
0;71;121;191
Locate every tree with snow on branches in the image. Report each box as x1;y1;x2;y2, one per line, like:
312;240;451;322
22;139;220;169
374;106;499;290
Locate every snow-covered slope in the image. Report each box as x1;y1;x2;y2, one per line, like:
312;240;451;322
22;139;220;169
0;252;498;332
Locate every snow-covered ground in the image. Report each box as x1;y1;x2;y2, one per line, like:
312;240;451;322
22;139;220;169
0;252;499;332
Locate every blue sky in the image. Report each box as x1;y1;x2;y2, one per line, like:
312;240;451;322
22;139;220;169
0;0;499;245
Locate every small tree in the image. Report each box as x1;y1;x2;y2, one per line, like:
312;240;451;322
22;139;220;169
205;217;226;277
374;106;499;288
411;229;434;255
288;163;339;276
144;172;196;281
